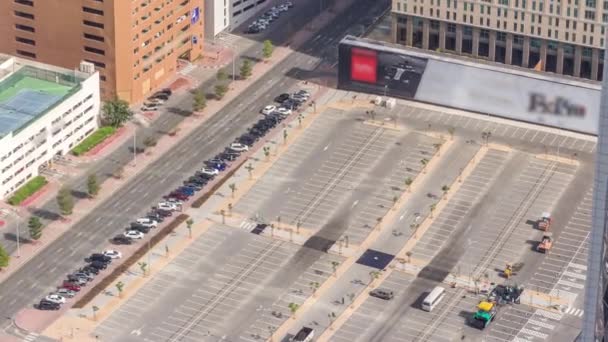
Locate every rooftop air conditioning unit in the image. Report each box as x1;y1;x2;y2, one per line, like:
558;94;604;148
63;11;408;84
78;61;95;74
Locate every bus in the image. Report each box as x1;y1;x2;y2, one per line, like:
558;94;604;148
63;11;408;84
421;286;445;312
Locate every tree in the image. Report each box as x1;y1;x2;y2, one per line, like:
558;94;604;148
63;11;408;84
369;270;380;285
420;158;429;174
404;177;413;192
392;195;399;209
263;40;274;59
0;245;9;268
429;203;437;218
216;69;228;81
228;203;233;216
115;281;125;298
375;217;383;231
28;216;43;241
92;305;100;320
143;136;157;148
328;312;337;329
138;261;148;277
298;114;303;128
186;218;194;238
310;281;320;297
347;293;356;307
229;183;237;198
481;131;492;145
193;89;207;112
433;142;443;156
296;220;301;234
441;185;450;199
220;209;226;224
56;187;74;216
288;302;300;319
87;174;100;198
448;127;455;140
263;146;271;161
283;129;288;145
331;261;340;276
406;251;413;263
215;84;228;99
240;60;253;79
102;98;133;127
246;163;255;180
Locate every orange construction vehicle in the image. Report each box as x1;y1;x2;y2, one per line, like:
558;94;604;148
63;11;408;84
538;212;552;231
537;232;553;253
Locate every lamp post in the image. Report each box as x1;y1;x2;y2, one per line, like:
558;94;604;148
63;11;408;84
218;37;236;82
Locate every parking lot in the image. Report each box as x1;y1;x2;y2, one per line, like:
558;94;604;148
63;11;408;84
94;226;300;341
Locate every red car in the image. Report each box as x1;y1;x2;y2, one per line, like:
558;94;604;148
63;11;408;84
166;192;189;201
61;281;81;292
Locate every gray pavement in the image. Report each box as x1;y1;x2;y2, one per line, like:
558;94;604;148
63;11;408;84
0;0;392;335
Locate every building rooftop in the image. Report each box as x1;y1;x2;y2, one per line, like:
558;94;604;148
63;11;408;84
0;64;81;138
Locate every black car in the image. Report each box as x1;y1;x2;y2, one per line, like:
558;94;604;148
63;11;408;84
80;266;100;275
87;253;112;263
245;25;261;34
274;93;290;103
155;209;173;218
38;300;60;311
283;99;301;109
130;223;151;233
217;152;239;162
249;128;266;137
187;177;207;186
112;235;133;245
147;212;164;223
183;183;203;190
89;261;108;270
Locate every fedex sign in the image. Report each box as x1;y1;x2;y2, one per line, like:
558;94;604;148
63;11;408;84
528;93;586;118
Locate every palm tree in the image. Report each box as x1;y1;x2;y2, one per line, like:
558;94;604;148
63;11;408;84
420;158;429;174
369;270;381;285
309;281;320;297
288;303;300;319
404;177;413;192
433;142;443;156
331;261;340;276
441;185;450;199
429;203;437;218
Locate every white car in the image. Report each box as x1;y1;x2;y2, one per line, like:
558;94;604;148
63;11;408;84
165;198;183;206
157;202;178;211
124;230;145;239
261;105;277;115
45;294;66;304
102;250;123;259
200;167;219;176
277;107;292;116
278;4;289;11
55;289;76;298
136;217;158;228
229;143;249;152
141;106;158;112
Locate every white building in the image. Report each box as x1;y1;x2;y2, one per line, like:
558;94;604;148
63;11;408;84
0;55;100;199
204;0;271;38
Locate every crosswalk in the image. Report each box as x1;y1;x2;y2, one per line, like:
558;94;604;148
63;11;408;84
563;306;585;317
23;332;38;342
178;63;197;75
239;220;258;232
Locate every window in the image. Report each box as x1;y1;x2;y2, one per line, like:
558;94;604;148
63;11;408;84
585;10;595;19
16;50;35;58
586;0;596;6
14;0;33;6
14;10;34;19
15;36;35;45
15;24;34;32
84;46;105;55
84;33;104;42
83;20;104;28
83;7;104;15
84;59;105;68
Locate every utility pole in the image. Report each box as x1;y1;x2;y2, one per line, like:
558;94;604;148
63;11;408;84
133;130;137;166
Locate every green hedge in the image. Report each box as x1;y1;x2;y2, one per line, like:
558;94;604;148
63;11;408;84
71;126;116;156
8;176;48;205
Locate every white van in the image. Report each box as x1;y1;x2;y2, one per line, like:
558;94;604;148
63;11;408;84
421;286;445;312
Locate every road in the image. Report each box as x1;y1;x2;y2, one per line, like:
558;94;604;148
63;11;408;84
0;0;391;331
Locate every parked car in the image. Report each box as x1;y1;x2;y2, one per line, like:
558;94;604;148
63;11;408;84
141;106;159;112
177;187;196;196
66;275;87;286
55;289;76;298
86;253;112;264
285;1;294;8
277;107;292;116
124;230;145;239
112;235;133;245
369;289;394;300
153;209;173;218
229;143;249;152
61;282;81;292
79;266;100;275
217;152;239;161
130;223;151;233
166;192;189;201
183;183;203;191
200;167;219;176
147;212;164;223
89;260;108;270
136;218;158;228
186;177;208;186
45;294;66;304
72;272;94;281
157;202;178;211
275;93;291;103
261;105;277;115
38;300;60;311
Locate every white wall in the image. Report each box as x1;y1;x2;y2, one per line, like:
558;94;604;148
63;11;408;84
204;0;229;38
0;72;100;199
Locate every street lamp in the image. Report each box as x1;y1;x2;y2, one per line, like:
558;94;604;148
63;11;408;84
218;37;237;82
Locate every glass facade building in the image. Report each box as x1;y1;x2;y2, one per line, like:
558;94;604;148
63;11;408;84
582;48;608;342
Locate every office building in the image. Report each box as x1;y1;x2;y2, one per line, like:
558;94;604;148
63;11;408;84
0;55;100;199
581;37;608;342
0;0;204;103
391;0;606;80
205;0;271;39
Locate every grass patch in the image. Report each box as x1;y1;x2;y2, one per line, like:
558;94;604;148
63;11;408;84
8;176;48;205
72;213;190;309
71;126;116;156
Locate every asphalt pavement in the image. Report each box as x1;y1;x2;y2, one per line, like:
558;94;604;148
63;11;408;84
0;0;392;332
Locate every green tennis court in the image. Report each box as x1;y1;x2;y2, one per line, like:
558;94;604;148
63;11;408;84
0;75;72;102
